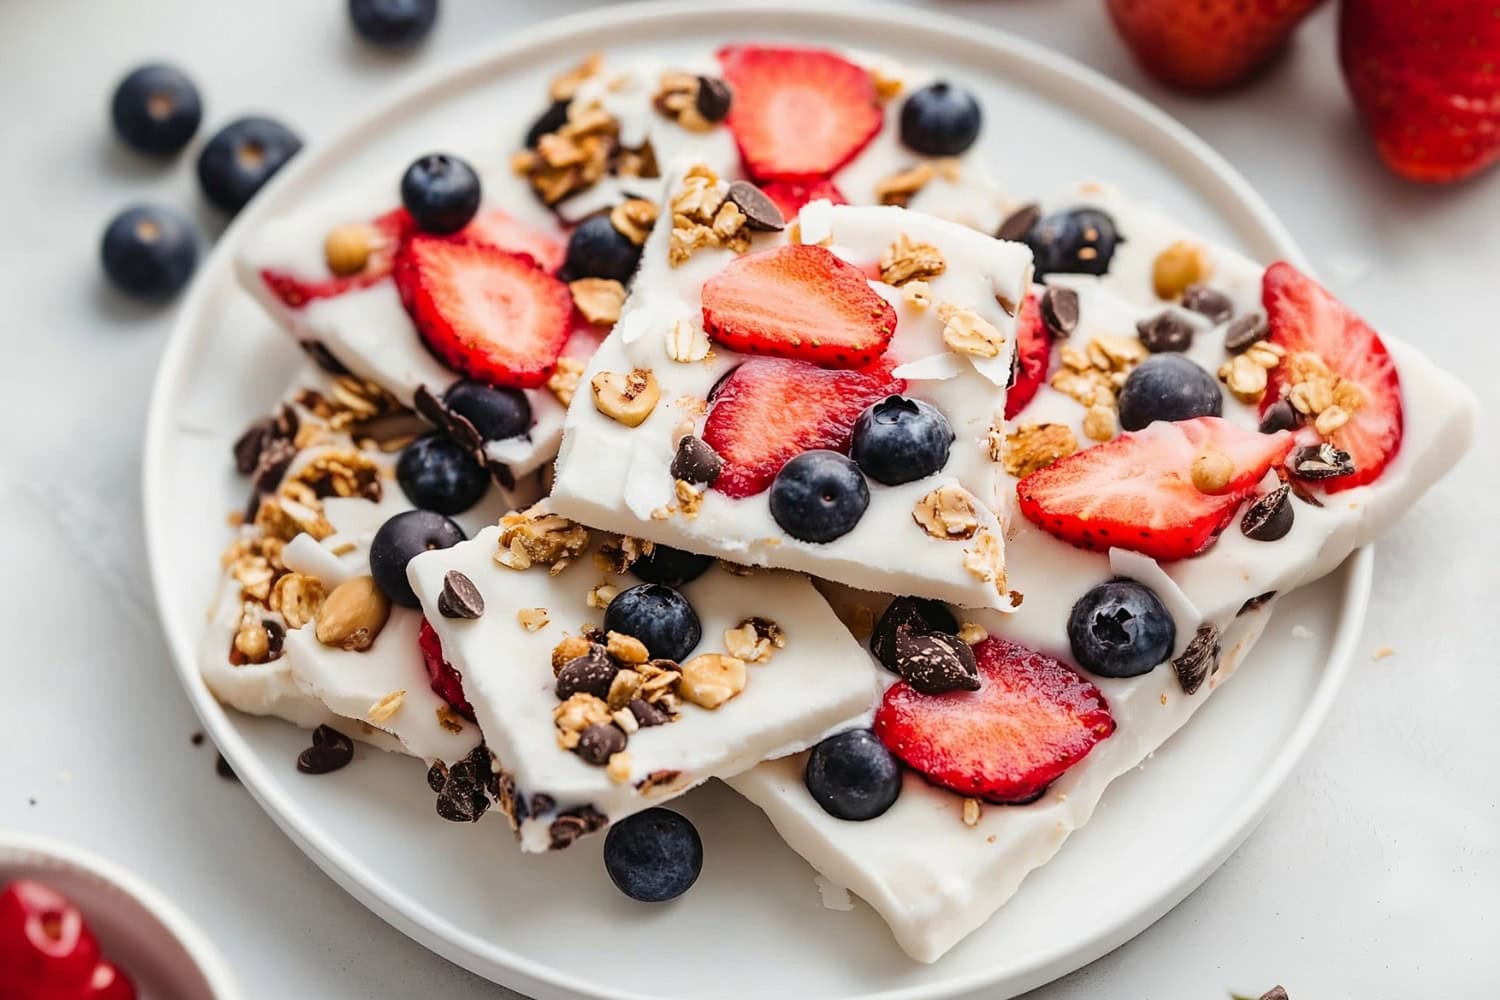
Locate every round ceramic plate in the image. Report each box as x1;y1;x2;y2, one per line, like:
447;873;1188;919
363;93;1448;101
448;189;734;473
143;3;1371;998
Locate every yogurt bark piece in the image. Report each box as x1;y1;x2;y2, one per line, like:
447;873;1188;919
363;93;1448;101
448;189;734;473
201;368;527;764
729;259;1476;962
406;507;879;852
551;164;1034;610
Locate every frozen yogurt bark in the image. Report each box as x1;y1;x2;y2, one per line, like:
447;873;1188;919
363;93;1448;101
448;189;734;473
550;163;1034;610
406;507;878;851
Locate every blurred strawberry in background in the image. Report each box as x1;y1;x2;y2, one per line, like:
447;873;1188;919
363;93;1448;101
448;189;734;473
1105;0;1327;92
1340;0;1500;184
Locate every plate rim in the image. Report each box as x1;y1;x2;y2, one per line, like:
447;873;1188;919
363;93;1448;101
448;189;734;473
141;3;1370;998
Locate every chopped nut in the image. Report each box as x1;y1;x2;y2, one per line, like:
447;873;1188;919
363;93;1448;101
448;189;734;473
549;52;603;101
874;162;935;207
674;478;703;518
1082;404;1118;442
609;198;659;246
586;580;619;610
435;705;465;734
711;200;747;240
664;318;711;363
1000;422;1078;478
1191;450;1235;494
606;751;633;784
1152;240;1209;300
880;233;946;286
940;307;1005;358
546;357;585;407
913;485;981;540
553;693;611;749
551;635;594;674
963;528;1007;597
676;653;747;709
723;617;784;663
591;368;660;426
495;505;590;573
958;622;988;645
606;668;643;710
1314;405;1350;436
902;280;932;308
268;572;325;630
517;607;550;631
314;576;391;652
612;706;640;734
368;690;405;724
568;278;626;326
1219;354;1269;404
1243;342;1285;370
872;67;905;101
962;797;982;827
606;631;649;665
324;223;377;276
652;72;716;132
232;605;273;663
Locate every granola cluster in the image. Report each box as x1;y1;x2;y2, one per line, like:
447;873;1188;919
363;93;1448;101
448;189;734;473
997;422;1079;479
1050;334;1149;442
874;158;962;208
495;505;591;574
667;165;751;266
1218;340;1286;405
880;233;946;287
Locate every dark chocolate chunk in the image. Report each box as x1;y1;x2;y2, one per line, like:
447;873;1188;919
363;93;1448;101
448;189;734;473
412;383;449;428
1259;398;1301;434
1259;987;1290;1000
1180;284;1234;324
725;179;784;231
297;725;354;775
529;793;556;816
1241;485;1294;541
426;762;448;793
995;202;1041;243
264;619;286;660
628;698;670;728
299;340;350;375
1172;623;1221;696
1224;312;1269;354
548;805;608;849
1136;311;1195;353
555;646;619;700
233;420;269;475
1039;286;1079;338
437;570;485;619
695;75;734;122
1238;591;1277;616
433;747;494;823
871;596;959;673
670;435;723;485
1289;442;1355;481
250;438;298;496
576;723;627;765
893;627;980;695
215;754;238;781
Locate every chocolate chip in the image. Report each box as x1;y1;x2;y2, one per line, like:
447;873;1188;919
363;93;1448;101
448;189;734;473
434;748;494;823
694;75;733;122
412;383;448;428
1238;591;1277;616
446;410;484;453
893;627;980;695
215;753;238;782
1259;987;1290;1000
529;793;556;816
871;596;959;673
1242;485;1294;541
1259;398;1301;434
233;420;269;475
1289;442;1355;481
1224;312;1269;353
1180;284;1234;324
263;619;286;660
297;725;354;775
548;805;608;849
628;698;670;727
996;202;1041;243
494;770;528;828
576;723;627;765
1136;311;1195;353
1039;286;1079;338
426;762;447;793
299;340;350;375
486;457;517;491
190;731;205;747
670;435;723;485
556;646;619;700
726;180;784;232
1172;623;1221;696
437;570;484;619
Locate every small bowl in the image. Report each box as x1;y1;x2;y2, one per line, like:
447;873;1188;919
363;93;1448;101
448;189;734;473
0;834;240;999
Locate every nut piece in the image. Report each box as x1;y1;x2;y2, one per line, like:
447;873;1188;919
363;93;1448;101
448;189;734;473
676;653;747;709
939;306;1005;358
606;750;633;784
269;572;325;630
517;607;550;631
586;580;619;610
606;668;643;710
999;423;1078;478
1152;240;1209;300
324;223;377;277
553;693;612;750
1191;450;1235;494
610;198;660;246
963;528;1007;597
546;357;585;407
551;635;594;674
874;162;936;207
1082;404;1119;443
665;318;711;363
723;617;785;663
591;368;660;427
1218;353;1270;404
495;505;590;573
368;690;406;724
606;631;649;665
958;622;988;645
880;233;946;287
913;485;981;540
962;797;982;827
569;278;626;326
315;576;391;652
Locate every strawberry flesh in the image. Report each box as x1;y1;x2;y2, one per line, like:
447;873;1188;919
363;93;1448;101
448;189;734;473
460;207;565;274
875;637;1115;804
717;45;884;181
701;243;897;368
394;234;572;389
1017;416;1295;560
1005;293;1050;420
702;358;903;498
1262;261;1403;492
1106;0;1326;92
419;618;476;722
760;178;848;220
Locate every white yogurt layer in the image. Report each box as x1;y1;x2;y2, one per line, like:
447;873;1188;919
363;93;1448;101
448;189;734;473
406;522;880;852
551;168;1034;610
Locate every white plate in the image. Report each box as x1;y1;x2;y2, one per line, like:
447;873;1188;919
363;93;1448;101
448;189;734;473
142;3;1371;998
0;835;241;1000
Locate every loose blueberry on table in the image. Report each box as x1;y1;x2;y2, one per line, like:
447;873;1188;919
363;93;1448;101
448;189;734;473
100;203;198;299
197;116;303;214
109;63;201;156
603;808;703;902
401;152;482;234
370;509;466;607
603;583;701;662
899;81;982;157
805;729;904;821
396;432;489;515
348;0;438;47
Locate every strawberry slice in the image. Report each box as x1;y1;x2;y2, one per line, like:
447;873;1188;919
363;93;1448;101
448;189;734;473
260;207;412;308
875;637;1115;804
761;178;848;220
1005;293;1050;420
419;619;475;722
717;45;884;181
1017;416;1295;560
1262;261;1403;492
701;244;897;368
702;358;903;498
461;207;565;275
393;234;572;389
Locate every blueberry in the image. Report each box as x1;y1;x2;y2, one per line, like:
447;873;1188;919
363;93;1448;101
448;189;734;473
100;204;198;299
443;380;531;441
196;117;302;214
401;153;481;234
769;450;869;544
348;0;438;47
110;64;201;156
631;545;714;587
396;433;489;515
559;214;641;284
1116;354;1223;431
524;99;570;149
804;729;903;821
870;596;958;673
370;509;465;607
1067;579;1175;678
851;395;954;486
602;808;703;902
899;82;982;157
1023;208;1120;279
603;584;701;662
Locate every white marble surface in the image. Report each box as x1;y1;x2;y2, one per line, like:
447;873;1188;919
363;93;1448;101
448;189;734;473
0;0;1494;997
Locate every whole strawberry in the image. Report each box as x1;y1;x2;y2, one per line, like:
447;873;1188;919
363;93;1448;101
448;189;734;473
1340;0;1500;183
1106;0;1327;92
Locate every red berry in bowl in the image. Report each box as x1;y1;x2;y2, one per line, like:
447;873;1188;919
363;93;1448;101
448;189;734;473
0;880;103;995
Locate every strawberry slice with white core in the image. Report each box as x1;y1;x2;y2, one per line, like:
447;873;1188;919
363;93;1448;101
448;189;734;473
874;637;1116;804
260;207;412;308
1262;261;1403;492
717;45;884;181
702;357;904;498
1017;416;1295;561
701;243;897;369
393;235;572;390
461;207;565;275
